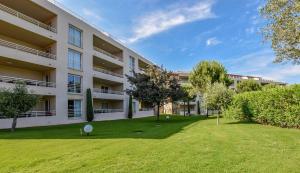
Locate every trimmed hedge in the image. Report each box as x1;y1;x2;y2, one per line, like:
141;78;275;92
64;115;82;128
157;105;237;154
223;85;300;128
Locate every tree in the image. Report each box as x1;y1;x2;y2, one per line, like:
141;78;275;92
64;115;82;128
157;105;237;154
237;80;262;93
189;60;232;117
126;65;174;121
204;83;235;125
168;75;185;114
128;95;133;119
260;0;300;63
0;82;38;132
189;61;233;93
181;84;195;116
86;88;94;122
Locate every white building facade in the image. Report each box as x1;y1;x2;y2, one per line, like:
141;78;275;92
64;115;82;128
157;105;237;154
0;0;154;129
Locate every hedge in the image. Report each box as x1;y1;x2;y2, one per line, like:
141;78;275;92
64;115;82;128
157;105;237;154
223;85;300;128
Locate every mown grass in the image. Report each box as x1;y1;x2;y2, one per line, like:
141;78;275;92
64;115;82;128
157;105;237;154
0;115;299;173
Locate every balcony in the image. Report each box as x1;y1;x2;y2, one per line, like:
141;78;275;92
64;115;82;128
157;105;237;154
0;3;57;33
94;88;123;95
0;75;55;88
94;109;123;114
93;67;123;78
93;88;124;100
0;38;56;60
94;46;123;62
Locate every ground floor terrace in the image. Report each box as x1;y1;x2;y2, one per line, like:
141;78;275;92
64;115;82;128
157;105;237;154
0;115;299;173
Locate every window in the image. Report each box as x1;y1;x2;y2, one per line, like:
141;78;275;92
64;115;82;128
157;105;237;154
129;56;135;75
68;100;82;118
68;74;81;93
68;49;81;70
68;25;82;47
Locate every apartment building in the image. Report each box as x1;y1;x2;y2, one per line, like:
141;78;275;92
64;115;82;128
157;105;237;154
162;71;286;115
0;0;154;129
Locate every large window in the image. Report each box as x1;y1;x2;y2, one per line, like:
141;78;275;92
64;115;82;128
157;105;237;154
68;25;82;48
129;56;135;76
68;74;81;93
68;49;81;70
68;100;82;118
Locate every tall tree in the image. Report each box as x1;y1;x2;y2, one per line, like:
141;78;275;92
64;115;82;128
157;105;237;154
0;82;38;132
189;61;232;116
260;0;300;63
189;60;232;93
86;88;94;122
126;65;174;120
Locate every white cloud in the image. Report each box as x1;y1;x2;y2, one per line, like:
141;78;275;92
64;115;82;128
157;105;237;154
224;49;300;83
128;0;215;43
82;8;102;21
206;37;221;46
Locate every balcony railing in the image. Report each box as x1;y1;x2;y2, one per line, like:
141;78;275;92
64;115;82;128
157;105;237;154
93;67;123;78
93;46;123;62
94;109;123;114
0;75;56;88
0;38;56;60
0;3;57;33
0;110;56;119
68;109;82;118
67;83;82;94
93;88;124;95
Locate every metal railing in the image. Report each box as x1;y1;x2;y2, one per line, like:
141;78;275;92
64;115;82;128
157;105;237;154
67;83;82;93
93;88;124;95
0;38;56;60
0;75;56;88
94;109;123;114
0;3;57;33
93;46;123;62
93;67;123;78
68;109;82;118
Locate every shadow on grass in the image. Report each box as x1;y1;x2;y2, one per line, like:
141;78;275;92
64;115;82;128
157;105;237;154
225;120;257;125
0;115;207;139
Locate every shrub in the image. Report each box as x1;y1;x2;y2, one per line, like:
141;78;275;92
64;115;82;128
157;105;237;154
237;79;262;93
224;84;300;128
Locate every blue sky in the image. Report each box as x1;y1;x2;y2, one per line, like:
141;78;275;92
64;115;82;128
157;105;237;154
53;0;300;84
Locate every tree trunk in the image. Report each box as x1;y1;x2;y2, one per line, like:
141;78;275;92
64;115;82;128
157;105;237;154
206;108;209;117
187;99;191;116
156;102;160;121
217;112;220;126
11;115;17;132
183;101;186;116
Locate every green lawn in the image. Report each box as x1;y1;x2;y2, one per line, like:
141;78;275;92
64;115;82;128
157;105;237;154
0;115;299;173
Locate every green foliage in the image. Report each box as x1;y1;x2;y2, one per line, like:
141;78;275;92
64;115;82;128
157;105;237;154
237;79;262;93
86;88;94;122
224;84;300;128
189;60;233;93
126;65;180;120
128;95;133;119
204;83;235;112
0;82;38;131
260;0;300;63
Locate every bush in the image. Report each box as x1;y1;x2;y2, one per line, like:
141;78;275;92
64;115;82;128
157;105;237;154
237;79;262;93
223;84;300;128
128;95;133;119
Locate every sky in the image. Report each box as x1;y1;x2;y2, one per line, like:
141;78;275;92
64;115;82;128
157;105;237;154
53;0;300;84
